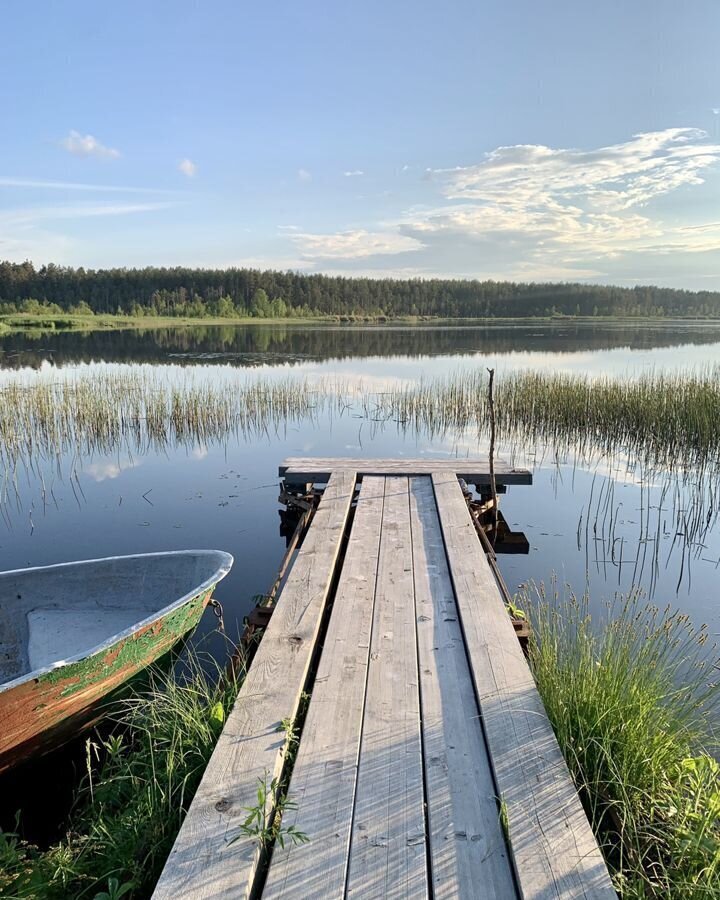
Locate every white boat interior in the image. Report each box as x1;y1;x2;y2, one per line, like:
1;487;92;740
0;550;232;686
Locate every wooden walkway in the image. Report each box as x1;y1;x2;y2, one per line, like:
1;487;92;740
153;460;615;900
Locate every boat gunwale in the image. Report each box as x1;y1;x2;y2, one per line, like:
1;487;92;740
0;549;233;695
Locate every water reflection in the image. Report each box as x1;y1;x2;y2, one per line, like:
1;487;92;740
1;323;719;641
2;320;720;370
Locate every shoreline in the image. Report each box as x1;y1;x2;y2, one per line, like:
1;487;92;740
4;311;720;334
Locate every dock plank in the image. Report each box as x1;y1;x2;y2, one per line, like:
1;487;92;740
280;458;531;485
409;476;517;900
152;470;357;900
262;476;386;899
346;476;429;899
432;472;616;900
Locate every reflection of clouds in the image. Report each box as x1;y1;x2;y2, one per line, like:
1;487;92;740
418;426;670;489
191;446;208;460
84;459;141;482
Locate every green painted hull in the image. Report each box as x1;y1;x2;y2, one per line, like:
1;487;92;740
0;550;232;772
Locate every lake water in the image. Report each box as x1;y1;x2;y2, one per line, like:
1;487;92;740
2;319;720;653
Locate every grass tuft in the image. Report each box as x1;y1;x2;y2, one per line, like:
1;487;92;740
0;651;242;900
524;581;720;898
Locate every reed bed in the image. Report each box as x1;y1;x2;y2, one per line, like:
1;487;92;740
2;366;720;475
385;367;720;471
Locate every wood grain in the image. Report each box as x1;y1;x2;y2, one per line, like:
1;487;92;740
152;471;357;900
432;472;615;900
346;476;429;899
262;476;385;899
280;458;532;485
409;476;517;900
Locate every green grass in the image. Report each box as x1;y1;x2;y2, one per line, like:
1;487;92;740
0;651;242;900
524;582;720;898
385;367;720;470
0;312;462;333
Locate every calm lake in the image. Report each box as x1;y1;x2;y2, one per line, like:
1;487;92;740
2;319;720;652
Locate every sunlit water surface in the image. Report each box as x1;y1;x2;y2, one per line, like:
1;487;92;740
2;320;720;649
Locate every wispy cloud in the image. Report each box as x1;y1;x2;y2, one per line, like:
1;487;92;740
0;177;175;194
434;128;719;212
292;229;422;260
343;170;364;177
0;203;176;227
398;128;720;264
61;130;120;159
0;202;175;265
277;128;720;282
297;168;312;182
178;158;197;177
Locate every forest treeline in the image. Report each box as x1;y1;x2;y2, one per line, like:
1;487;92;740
2;260;720;319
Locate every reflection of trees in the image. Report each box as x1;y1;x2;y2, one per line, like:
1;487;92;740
2;322;720;370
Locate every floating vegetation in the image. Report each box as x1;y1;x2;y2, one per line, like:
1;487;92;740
525;582;720;898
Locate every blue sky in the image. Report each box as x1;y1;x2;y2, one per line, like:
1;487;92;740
2;0;720;287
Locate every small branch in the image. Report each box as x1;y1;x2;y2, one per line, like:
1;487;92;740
487;368;498;546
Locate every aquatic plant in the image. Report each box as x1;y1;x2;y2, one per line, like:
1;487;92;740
524;582;720;898
3;366;720;475
0;651;242;899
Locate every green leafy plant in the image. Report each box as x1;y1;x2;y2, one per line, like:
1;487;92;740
232;774;309;850
93;876;134;900
506;599;526;621
0;650;243;899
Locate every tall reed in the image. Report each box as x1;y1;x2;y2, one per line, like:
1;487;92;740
524;582;720;898
3;366;720;473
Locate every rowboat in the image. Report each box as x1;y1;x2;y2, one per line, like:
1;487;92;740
0;549;233;773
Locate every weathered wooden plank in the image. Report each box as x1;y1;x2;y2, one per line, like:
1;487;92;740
280;458;532;485
346;477;429;899
408;476;517;900
262;476;386;899
152;471;357;900
431;472;616;900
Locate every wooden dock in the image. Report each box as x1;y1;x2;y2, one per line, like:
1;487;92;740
153;459;615;899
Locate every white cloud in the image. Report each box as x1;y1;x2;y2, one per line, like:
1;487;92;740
61;130;120;159
435;129;719;211
0;227;72;264
0;203;175;227
277;129;720;281
391;128;720;276
298;168;312;182
178;158;197;177
84;458;141;482
343;170;364;177
292;228;423;260
277;224;300;231
0;177;175;194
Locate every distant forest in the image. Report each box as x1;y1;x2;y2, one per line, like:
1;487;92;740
2;261;720;319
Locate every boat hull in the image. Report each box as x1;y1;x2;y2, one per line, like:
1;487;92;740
0;586;212;773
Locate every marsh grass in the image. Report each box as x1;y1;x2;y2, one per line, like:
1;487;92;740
524;582;720;898
2;367;720;475
0;650;242;900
